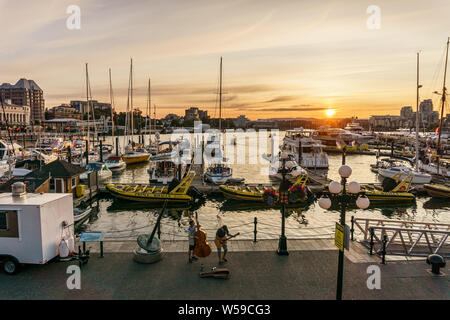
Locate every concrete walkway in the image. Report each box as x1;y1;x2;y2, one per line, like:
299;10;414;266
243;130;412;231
1;240;447;300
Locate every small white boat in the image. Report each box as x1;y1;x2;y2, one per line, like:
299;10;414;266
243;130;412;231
80;162;113;181
268;155;307;180
204;164;232;184
378;166;432;184
147;160;182;184
105;156;126;172
73;207;92;223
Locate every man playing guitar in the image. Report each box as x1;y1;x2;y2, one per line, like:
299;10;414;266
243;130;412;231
215;225;238;264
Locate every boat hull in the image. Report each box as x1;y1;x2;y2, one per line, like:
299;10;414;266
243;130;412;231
378;169;432;184
205;173;232;184
122;154;151;164
106;184;191;203
423;184;450;199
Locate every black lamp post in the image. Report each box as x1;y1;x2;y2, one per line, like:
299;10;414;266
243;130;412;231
277;152;289;255
318;163;370;300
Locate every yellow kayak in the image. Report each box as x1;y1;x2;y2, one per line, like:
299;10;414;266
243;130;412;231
106;171;195;203
423;183;450;199
219;174;309;203
122;151;151;164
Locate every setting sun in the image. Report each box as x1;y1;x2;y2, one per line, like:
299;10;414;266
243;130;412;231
325;109;336;117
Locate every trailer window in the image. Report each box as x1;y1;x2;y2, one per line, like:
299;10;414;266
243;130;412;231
0;211;6;230
0;210;19;237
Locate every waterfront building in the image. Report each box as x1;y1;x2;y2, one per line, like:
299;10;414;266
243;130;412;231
184;107;209;121
0;99;30;125
400;106;413;118
70;100;111;115
0;78;44;122
46;104;82;120
25;160;86;194
233;115;250;128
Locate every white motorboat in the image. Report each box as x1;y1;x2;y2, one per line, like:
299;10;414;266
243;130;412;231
268;154;306;180
105;156;126;172
147;160;184;184
204;164;232;184
418;160;450;179
73;207;92;223
282;128;329;169
378;166;432;184
80;162;113;181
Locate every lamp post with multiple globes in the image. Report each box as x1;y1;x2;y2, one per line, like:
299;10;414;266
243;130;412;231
318;164;370;300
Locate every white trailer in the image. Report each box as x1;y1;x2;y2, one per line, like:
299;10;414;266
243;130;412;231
0;186;74;274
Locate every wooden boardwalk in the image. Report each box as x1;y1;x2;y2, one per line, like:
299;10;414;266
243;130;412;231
83;238;396;264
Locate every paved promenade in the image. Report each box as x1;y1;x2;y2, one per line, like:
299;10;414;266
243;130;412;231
0;239;447;300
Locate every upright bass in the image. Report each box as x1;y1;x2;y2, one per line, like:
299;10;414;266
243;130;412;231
193;212;212;258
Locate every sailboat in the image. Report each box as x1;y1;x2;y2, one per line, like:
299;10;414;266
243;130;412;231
204;57;233;184
419;38;450;180
378;52;432;184
423;38;450;198
121;58;151;165
104;68;126;171
144;79;159;155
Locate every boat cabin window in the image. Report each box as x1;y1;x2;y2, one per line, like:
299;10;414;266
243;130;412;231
71;177;77;189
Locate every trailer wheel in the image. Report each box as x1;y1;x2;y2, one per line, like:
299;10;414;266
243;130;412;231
3;257;20;275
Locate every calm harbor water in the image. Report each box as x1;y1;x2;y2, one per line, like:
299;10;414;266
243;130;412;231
81;132;450;241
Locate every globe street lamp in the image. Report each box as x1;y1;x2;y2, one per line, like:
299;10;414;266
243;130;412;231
277;151;290;255
318;164;370;300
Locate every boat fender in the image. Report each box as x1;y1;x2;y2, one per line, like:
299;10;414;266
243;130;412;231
67;236;75;253
59;239;70;258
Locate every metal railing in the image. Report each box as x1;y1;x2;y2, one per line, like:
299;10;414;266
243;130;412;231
351;216;450;258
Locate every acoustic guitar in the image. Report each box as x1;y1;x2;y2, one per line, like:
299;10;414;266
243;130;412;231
193;212;212;258
214;233;240;248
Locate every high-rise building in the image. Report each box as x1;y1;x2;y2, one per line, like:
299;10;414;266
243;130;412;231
419;99;433;113
400;106;413;118
0;78;45;122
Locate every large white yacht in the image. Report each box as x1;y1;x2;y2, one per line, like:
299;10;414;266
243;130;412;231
282;128;329;169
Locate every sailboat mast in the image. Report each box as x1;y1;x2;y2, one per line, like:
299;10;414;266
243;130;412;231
85;63;90;147
148;78;151;142
130;58;134;144
219;57;223;132
415;52;420;171
109;68;115;143
153;104;156;134
436;37;449;174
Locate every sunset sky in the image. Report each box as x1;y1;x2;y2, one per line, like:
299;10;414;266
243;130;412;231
1;0;449;120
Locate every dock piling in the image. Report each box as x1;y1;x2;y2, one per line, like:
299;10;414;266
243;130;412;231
381;234;387;264
369;227;375;255
253;217;258;243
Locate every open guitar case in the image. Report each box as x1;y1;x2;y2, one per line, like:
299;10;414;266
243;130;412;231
200;267;230;279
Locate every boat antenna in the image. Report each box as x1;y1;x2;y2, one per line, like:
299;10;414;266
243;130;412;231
436;37;449;175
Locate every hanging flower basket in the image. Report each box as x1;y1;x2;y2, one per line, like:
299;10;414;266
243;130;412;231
263;188;277;205
288;185;307;203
